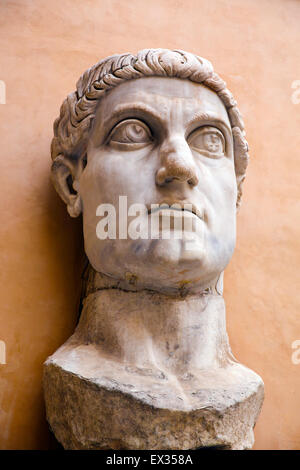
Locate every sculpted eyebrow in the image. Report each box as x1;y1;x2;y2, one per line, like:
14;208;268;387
186;112;231;133
102;103;163;129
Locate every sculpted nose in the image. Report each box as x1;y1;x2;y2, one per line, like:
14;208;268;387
155;136;199;187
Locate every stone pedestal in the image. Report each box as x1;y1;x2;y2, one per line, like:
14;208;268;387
44;273;264;450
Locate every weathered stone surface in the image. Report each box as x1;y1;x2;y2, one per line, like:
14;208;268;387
44;345;263;450
44;49;264;449
44;283;264;450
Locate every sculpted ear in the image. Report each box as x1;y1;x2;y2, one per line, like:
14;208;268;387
51;155;82;217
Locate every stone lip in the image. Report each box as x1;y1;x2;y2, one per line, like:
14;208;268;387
43;343;264;450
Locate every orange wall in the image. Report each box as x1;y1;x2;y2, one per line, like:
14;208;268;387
0;0;299;450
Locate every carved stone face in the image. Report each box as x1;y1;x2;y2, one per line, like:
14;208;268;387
78;77;237;292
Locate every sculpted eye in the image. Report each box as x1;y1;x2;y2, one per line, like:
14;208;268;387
109;119;152;146
188;126;225;158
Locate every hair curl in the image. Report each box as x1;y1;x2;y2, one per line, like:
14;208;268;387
51;48;249;208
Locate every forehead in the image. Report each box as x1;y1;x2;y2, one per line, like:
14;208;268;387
94;76;230;127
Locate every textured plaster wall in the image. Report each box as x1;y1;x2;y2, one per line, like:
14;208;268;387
0;0;299;450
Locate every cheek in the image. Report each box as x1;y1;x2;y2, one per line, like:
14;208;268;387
201;163;237;253
82;147;157;206
80;150;126;206
204;162;237;210
204;166;236;265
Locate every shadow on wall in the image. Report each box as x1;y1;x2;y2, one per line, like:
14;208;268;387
43;172;85;345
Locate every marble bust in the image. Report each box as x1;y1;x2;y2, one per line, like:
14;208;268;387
43;49;264;450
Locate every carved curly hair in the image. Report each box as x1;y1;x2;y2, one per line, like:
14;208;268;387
51;48;249;209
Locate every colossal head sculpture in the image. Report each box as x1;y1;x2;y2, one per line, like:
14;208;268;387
44;49;263;450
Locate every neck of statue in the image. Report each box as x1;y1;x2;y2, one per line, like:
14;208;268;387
74;266;235;376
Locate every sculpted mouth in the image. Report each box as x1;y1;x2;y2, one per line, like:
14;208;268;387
148;201;204;220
